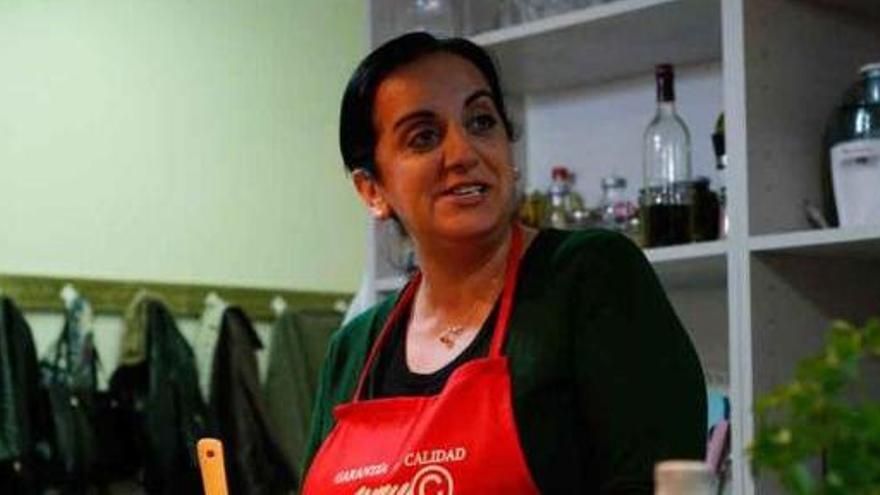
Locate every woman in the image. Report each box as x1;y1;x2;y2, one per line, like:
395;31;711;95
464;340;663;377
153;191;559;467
301;32;706;494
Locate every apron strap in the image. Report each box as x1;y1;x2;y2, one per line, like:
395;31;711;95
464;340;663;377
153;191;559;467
352;272;422;403
352;223;525;401
489;222;523;358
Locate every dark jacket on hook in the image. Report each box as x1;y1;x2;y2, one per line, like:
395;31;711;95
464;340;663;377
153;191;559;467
40;298;102;491
109;296;209;494
0;297;50;495
211;306;296;495
263;309;341;479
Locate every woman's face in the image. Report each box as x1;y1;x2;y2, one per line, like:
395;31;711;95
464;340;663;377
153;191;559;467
357;52;516;244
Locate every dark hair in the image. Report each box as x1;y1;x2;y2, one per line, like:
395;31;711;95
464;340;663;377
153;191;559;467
339;31;515;176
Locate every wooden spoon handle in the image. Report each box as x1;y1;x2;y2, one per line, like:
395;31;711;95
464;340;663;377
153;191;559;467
197;438;229;495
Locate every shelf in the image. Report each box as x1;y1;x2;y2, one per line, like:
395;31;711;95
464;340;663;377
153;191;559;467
645;239;727;263
375;241;727;292
749;226;880;260
471;0;721;93
644;240;727;290
806;0;880;21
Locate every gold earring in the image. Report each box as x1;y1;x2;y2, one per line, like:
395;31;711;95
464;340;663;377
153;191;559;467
373;204;389;219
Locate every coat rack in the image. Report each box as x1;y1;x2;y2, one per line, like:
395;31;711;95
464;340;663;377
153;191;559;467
0;273;350;321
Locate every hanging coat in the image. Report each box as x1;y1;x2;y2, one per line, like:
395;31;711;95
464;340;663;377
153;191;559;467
110;294;209;494
0;296;50;495
39;296;102;491
263;309;340;480
210;306;296;495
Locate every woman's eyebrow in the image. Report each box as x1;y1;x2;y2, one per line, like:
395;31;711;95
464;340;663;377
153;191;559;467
465;89;493;106
390;89;493;131
392;110;434;131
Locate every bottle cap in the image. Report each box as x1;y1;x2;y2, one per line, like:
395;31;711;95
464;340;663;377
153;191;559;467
655;64;675;102
551;166;570;180
860;62;880;75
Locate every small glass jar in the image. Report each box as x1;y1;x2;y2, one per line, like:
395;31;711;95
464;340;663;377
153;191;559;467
597;176;636;232
546;166;572;229
518;190;548;228
398;0;456;36
655;460;714;495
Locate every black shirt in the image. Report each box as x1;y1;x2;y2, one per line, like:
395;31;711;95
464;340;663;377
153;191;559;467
371;301;499;398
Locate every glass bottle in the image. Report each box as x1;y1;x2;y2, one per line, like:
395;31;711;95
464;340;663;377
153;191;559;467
546;166;573;229
518;190;548;228
641;63;693;247
460;0;496;36
399;0;456;36
497;0;523;28
566;176;589;229
539;0;576;17
598;176;635;232
824;62;880;227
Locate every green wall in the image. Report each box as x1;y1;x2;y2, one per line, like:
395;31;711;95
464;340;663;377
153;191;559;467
0;0;367;292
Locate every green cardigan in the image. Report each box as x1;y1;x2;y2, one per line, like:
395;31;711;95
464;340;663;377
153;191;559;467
302;229;707;493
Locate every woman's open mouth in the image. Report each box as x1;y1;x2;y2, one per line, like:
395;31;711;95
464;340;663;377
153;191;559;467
448;183;487;197
440;182;491;206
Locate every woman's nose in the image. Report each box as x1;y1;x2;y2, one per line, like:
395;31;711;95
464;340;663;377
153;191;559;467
442;123;479;173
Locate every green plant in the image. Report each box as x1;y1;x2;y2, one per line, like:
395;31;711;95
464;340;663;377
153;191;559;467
750;317;880;494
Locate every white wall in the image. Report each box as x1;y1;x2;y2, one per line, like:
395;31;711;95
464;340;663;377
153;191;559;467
524;62;723;205
0;0;368;294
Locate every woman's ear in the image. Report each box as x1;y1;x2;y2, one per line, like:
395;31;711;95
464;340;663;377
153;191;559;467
352;169;391;220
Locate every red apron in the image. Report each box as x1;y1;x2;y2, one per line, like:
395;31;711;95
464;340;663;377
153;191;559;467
302;224;540;494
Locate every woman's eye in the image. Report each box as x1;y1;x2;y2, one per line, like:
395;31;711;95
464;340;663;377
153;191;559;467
407;128;440;151
467;114;498;134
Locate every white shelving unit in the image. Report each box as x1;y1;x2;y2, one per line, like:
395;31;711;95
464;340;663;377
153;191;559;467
647;241;727;289
363;1;880;493
471;0;721;92
750;225;880;258
647;239;727;262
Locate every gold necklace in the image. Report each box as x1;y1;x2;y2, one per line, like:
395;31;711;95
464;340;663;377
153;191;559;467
434;275;504;349
438;325;468;348
419;238;512;349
